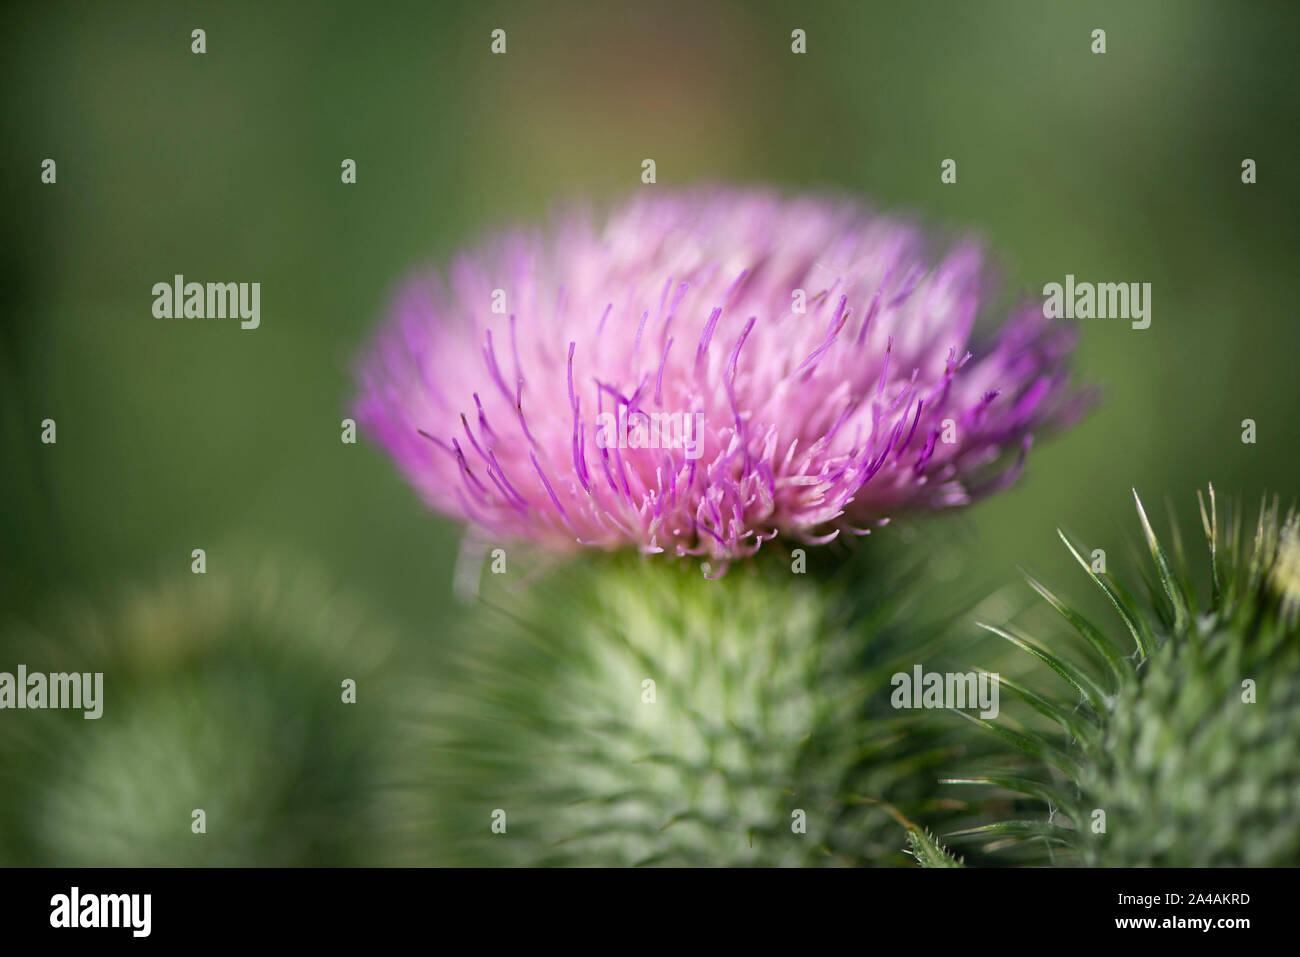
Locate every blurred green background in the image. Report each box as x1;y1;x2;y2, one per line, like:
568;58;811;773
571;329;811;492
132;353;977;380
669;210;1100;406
1;0;1296;865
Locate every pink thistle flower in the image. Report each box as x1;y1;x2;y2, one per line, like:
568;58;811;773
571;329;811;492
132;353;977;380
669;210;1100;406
354;188;1086;573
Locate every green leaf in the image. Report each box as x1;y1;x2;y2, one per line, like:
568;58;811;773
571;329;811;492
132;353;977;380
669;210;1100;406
1022;570;1131;686
977;669;1096;742
976;621;1110;714
906;826;965;867
1197;485;1222;609
942;775;1082;824
1059;529;1154;660
950;708;1081;778
945;820;1072;844
1133;488;1191;634
865;798;966;868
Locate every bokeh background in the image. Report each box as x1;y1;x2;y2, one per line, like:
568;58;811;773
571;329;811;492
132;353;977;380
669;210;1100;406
2;0;1297;865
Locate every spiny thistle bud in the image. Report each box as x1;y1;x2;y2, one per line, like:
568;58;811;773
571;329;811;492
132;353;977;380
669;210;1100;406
0;560;397;866
942;486;1300;866
420;544;980;866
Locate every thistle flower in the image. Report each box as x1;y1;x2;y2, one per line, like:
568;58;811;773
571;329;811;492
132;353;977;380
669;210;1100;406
355;188;1085;570
940;487;1300;866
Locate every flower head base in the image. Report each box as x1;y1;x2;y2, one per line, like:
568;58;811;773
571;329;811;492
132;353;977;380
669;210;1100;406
355;188;1085;571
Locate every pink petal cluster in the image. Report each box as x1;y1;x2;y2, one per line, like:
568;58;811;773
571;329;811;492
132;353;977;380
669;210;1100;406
355;188;1085;571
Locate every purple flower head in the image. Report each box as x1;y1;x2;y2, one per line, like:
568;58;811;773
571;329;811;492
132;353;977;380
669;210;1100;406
355;188;1086;573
